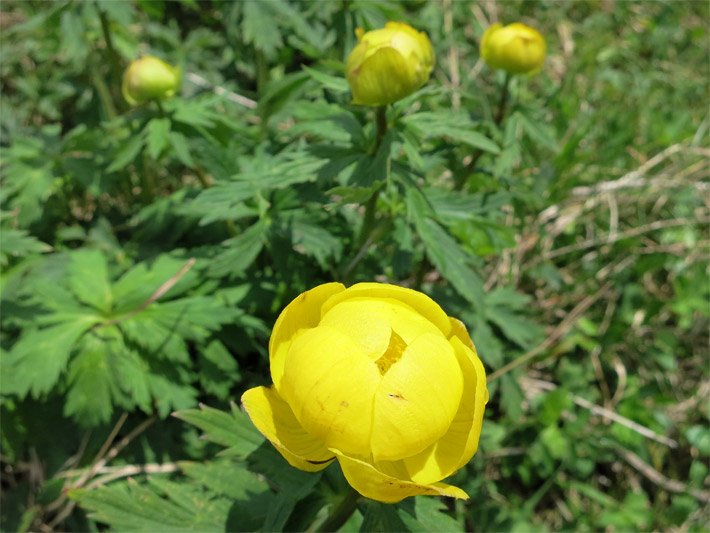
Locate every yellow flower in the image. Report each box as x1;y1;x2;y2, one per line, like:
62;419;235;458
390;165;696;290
122;56;181;106
480;22;546;74
241;282;488;503
345;22;435;106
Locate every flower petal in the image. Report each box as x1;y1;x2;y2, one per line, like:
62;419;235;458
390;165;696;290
280;326;381;457
319;297;442;359
348;47;415;106
270;282;345;390
333;450;468;503
319;298;393;360
399;336;488;484
241;386;334;472
321;283;452;338
371;333;463;462
449;317;475;349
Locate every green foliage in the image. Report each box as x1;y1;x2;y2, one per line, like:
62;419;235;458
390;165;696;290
2;0;708;531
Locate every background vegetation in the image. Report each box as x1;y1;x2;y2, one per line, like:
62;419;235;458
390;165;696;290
1;0;708;531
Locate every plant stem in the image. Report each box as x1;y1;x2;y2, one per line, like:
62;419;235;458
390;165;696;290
372;105;387;155
95;3;124;114
454;72;512;191
316;486;360;533
494;72;512;125
343;106;390;280
90;67;117;120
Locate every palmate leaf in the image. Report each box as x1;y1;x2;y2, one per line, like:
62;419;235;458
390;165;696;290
64;332;114;426
402;111;500;153
184;151;324;225
111;255;199;313
174;403;263;459
484;288;544;349
67;249;112;314
208;220;268;278
247;445;324;532
2;317;99;399
72;477;229;532
291;218;343;269
181;459;270;500
145;117;171;160
408;189;484;309
242;0;283;56
1;125;63;226
0;228;51;266
106;133;144;173
397;497;462;532
73;458;273;532
197;340;241;400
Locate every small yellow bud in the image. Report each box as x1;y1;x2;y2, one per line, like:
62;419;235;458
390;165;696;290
122;56;181;106
346;22;435;106
480;22;546;75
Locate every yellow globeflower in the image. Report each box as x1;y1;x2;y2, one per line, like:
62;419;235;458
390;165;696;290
346;22;435;106
480;22;546;74
241;282;488;503
122;56;181;106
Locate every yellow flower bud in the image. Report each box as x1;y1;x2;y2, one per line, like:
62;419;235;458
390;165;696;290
122;56;181;106
241;282;488;503
480;22;546;74
345;22;435;106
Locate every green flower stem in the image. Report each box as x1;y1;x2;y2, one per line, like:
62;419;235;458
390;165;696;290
95;2;124;114
494;72;512;125
342;219;391;282
344;106;388;281
454;72;512;191
358;106;388;241
315;485;360;533
373;105;387;155
90;66;117;120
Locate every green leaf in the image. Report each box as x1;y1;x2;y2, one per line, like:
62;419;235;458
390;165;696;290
3;319;97;398
302;65;349;94
145;117;171;160
242;0;283;56
171;98;219;130
64;334;114;426
180;459;268;501
397;497;462;532
181;460;272;531
72;478;228;532
208;221;267;278
112;255;199;313
537;388;573;426
408;192;484;308
174;403;263;458
119;312;190;363
514;110;558;151
197;340;240;400
107;134;144;173
485;303;541;349
499;374;525;420
291;219;343;269
0;228;51;266
402;111;500;153
168;131;195;167
359;500;409;532
67;249;112;314
147;370;198;418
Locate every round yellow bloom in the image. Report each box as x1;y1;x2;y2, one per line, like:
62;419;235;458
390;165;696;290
345;22;435;106
480;22;546;74
241;282;488;503
122;56;181;106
